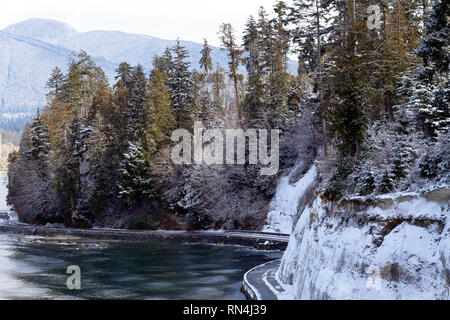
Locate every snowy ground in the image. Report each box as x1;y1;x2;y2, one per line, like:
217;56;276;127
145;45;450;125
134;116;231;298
263;165;317;235
0;173;17;223
0;173;9;212
276;187;450;300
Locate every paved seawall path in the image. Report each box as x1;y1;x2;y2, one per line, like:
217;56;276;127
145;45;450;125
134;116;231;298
241;259;289;300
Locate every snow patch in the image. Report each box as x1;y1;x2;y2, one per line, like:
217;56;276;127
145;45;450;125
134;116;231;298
263;165;317;234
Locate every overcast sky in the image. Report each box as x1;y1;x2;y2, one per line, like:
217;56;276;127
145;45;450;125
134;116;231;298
0;0;278;46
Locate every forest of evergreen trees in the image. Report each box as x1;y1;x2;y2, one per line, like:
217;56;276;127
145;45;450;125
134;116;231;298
7;0;449;230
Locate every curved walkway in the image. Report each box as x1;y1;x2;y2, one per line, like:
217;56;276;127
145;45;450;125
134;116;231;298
242;259;288;300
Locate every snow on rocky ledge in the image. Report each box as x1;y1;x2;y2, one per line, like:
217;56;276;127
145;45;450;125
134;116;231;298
276;186;450;300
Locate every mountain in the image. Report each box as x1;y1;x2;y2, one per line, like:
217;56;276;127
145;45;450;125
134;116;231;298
0;19;217;120
3;19;233;71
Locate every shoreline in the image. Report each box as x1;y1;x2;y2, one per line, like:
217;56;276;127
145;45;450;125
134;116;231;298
0;223;289;250
0;217;289;300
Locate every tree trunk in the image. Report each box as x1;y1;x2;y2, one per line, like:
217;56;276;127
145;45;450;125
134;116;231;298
234;77;241;121
316;0;321;77
322;117;328;156
384;90;395;122
355;139;361;163
397;0;401;48
353;0;356;20
69;192;76;226
315;0;328;157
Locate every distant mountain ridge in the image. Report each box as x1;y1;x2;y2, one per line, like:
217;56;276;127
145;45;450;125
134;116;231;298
0;18;297;124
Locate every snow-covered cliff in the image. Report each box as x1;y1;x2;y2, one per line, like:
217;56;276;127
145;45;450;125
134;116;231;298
264;164;317;234
276;187;450;300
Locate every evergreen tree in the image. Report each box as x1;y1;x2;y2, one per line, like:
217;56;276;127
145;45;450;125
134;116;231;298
199;39;213;75
115;62;134;93
125;64;147;139
289;0;335;76
379;170;394;194
28;109;50;162
356;163;376;196
152;48;174;81
46;67;65;98
219;23;245;121
207;64;226;111
54;117;90;225
374;0;422;122
119;141;153;206
416;0;450;82
269;0;290;122
167;41;194;128
61;51;107;118
192;70;214;125
289;0;337;155
242;15;266;121
414;0;449;137
146;70;176;148
390;107;417;186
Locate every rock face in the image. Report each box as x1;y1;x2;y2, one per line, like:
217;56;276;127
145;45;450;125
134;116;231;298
277;187;450;300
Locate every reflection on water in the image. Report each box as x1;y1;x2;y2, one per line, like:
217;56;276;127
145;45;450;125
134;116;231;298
0;235;281;300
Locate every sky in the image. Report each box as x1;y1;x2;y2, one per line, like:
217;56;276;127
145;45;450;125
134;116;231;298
0;0;278;46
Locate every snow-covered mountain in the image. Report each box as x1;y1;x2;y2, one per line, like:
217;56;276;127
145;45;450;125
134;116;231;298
0;19;230;116
0;22;116;115
1;19;298;122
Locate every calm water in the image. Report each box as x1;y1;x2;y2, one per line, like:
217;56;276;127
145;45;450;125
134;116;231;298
0;235;281;300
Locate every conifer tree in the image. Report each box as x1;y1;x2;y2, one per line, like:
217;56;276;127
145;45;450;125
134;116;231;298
415;0;449;137
119;141;153;206
146;70;176;148
167;41;194;128
207;64;226;111
416;0;449;82
199;39;213;75
46;67;65;98
379;170;394;194
289;0;337;155
28;109;50;162
61;51;107;118
219;23;244;121
152;48;174;81
242;15;265;121
126;64;147;139
269;0;290;121
323;1;374;160
115;62;134;93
